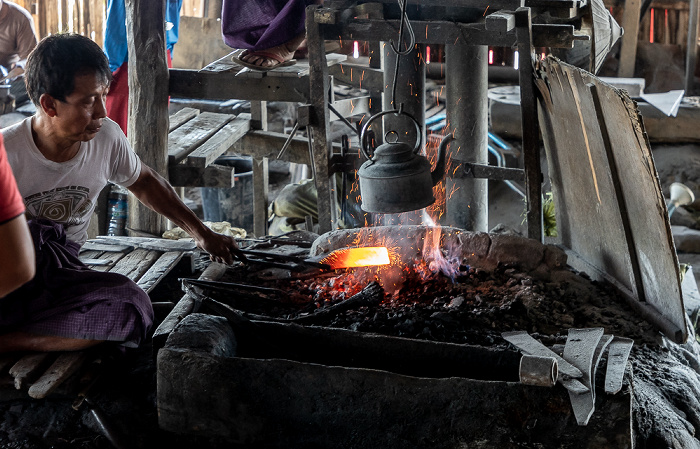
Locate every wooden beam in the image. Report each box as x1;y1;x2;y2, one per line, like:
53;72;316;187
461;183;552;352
169;69;310;103
169;163;236;188
618;0;642;78
126;0;169;236
321;19;577;49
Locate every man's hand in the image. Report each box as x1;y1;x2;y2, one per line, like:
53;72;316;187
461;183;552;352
128;165;248;265
195;228;247;265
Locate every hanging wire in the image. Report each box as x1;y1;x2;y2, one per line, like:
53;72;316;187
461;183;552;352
390;0;416;108
390;0;416;56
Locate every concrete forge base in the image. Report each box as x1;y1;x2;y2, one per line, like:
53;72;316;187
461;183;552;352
157;314;632;448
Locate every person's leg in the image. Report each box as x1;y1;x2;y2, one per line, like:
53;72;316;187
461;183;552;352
0;332;103;352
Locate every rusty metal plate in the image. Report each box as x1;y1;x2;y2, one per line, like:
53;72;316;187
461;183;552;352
537;58;686;343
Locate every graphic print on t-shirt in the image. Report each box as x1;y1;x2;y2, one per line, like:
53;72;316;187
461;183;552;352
24;185;93;226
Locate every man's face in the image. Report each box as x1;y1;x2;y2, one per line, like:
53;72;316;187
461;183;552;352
52;72;108;143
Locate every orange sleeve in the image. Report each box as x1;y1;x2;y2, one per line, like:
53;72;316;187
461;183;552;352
0;135;25;224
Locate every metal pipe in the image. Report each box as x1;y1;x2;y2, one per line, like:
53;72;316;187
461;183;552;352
445;44;489;232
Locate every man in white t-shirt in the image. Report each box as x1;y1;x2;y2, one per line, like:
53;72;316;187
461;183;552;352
0;33;245;353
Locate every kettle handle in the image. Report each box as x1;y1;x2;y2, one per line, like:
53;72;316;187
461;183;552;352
360;108;422;160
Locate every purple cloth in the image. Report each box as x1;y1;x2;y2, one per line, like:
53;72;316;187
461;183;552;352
0;219;153;348
221;0;315;51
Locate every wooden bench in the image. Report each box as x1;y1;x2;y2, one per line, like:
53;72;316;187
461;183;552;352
0;236;195;400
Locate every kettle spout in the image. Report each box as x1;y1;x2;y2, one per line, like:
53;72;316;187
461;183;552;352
431;133;454;186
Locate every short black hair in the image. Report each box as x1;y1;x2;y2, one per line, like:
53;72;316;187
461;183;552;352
25;33;112;106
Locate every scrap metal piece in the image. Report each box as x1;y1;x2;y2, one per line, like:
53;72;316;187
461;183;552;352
563;328;605;426
519;355;558;387
502;331;588;393
502;331;583;379
604;337;634;394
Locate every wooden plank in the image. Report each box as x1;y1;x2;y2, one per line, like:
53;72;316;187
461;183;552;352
538;59;686;342
109;248;162;282
169;107;200;132
88;250;127;272
9;353;52;390
96;236;197;252
183;114;252;168
28;352;88;399
137;251;185;294
169;163;235;188
168;112;234;164
80;258;112;267
80;241;134;253
169;69;310;103
78;249;104;261
618;0;642;77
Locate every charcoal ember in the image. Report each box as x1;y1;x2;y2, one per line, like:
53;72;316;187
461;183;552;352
218;251;660;347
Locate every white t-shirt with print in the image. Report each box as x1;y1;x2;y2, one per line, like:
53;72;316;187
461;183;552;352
3;117;142;245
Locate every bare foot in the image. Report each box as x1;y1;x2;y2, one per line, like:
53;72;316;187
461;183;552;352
240;34;306;69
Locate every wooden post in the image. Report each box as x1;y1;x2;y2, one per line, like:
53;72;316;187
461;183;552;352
125;0;169;236
618;0;642;78
205;0;223;19
250;101;269;237
516;8;543;242
306;5;334;234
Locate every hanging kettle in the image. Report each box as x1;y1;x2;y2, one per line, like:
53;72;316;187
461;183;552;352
358;109;454;214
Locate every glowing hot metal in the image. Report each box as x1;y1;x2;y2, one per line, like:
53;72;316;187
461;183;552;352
320;246;390;269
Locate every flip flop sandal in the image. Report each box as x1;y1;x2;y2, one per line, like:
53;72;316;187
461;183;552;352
233;50;296;71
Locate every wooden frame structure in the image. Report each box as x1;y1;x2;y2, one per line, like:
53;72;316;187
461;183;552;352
126;0;587;240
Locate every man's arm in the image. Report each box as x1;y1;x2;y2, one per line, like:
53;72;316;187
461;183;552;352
0;214;34;298
126;165;245;265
